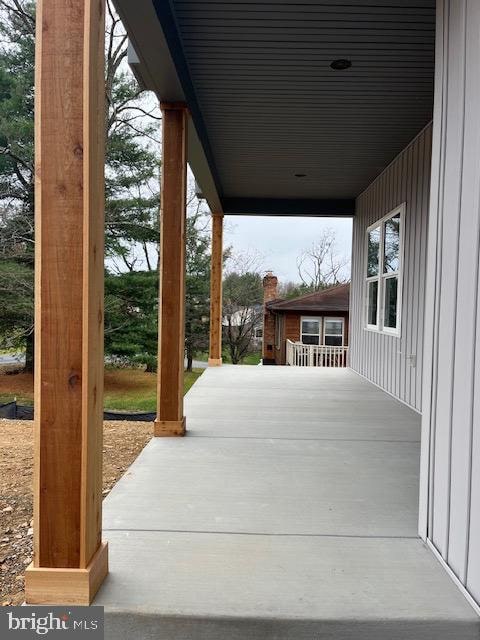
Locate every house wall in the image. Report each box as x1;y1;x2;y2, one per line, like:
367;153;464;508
285;312;301;344
275;311;349;365
420;0;480;606
350;123;432;412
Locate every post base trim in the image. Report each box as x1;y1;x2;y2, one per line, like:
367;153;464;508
154;417;186;437
208;358;223;367
24;541;108;605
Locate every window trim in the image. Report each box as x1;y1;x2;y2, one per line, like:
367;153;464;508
299;316;346;346
364;203;405;337
366;269;380;331
300;316;322;345
323;316;345;347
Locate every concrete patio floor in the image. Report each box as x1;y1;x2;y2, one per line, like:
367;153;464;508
95;366;479;639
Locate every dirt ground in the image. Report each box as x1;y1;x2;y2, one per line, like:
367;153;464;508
0;419;152;606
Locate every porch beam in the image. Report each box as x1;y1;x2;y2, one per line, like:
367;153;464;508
208;213;223;366
154;103;188;437
222;197;356;217
25;0;108;605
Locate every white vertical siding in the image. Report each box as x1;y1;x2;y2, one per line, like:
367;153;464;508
421;0;480;606
350;124;432;413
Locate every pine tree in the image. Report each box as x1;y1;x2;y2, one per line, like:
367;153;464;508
104;270;159;371
0;1;35;368
185;205;211;371
0;0;161;370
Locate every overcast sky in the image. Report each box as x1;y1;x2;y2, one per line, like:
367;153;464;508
223;216;353;284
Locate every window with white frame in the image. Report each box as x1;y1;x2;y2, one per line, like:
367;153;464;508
324;318;344;346
300;316;345;346
365;205;403;335
301;317;322;345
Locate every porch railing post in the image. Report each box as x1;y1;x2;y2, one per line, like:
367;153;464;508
208;213;224;366
25;0;108;605
154;103;188;437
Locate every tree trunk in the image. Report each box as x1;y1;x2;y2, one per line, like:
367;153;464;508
231;344;239;365
186;344;193;372
24;331;34;373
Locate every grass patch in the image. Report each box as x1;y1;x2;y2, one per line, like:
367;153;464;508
195;350;261;365
0;367;203;412
238;352;261;365
221;351;261;365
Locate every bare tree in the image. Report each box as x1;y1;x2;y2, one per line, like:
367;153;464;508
105;0;161;138
296;229;350;291
222;252;264;364
103;0;162;274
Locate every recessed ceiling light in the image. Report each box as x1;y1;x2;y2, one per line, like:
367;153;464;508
330;59;352;71
294;173;307;178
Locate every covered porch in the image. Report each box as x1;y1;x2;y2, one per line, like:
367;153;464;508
27;0;480;628
94;366;477;639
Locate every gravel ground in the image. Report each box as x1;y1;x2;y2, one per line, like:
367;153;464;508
0;419;152;606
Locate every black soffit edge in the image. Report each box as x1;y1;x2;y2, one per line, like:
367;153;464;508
151;0;224;199
221;198;356;217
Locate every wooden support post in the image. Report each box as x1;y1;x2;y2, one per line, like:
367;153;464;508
24;0;108;605
154;104;188;437
208;214;224;366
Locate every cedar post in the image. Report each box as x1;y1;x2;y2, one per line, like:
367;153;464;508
208;213;224;366
154;104;188;437
25;0;108;604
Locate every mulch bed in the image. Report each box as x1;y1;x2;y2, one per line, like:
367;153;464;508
0;419;152;606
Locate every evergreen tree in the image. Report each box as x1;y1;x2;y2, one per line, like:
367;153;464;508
104;204;213;372
104;3;161;269
104;270;158;371
0;1;211;376
0;1;35;368
0;0;161;370
185;206;211;371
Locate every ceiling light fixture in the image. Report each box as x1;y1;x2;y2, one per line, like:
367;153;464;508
330;59;352;71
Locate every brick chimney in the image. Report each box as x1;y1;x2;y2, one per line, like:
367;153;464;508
262;272;278;364
263;271;278;303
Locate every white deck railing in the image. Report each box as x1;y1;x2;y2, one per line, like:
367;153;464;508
286;339;349;368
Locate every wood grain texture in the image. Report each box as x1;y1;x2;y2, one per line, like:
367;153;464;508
31;0;106;573
25;542;108;605
154;417;186;437
155;105;188;430
208;213;223;364
81;0;106;570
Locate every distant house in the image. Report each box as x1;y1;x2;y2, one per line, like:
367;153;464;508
262;272;350;366
222;306;263;347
